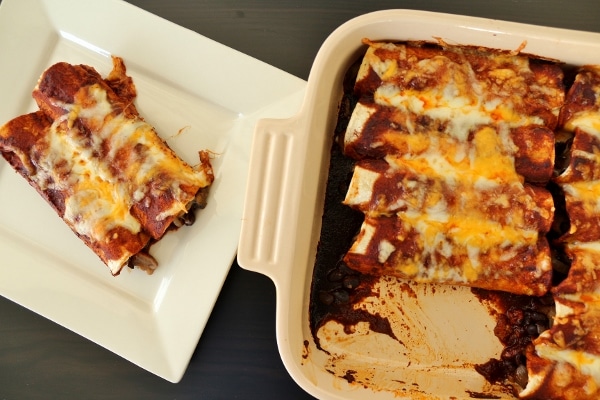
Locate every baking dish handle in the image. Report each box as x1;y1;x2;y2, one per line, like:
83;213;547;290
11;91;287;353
237;116;303;283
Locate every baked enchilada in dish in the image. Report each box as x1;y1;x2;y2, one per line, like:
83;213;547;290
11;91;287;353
340;40;562;296
311;39;600;399
521;65;600;400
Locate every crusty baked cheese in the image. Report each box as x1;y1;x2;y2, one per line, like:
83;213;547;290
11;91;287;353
340;40;562;295
0;57;214;275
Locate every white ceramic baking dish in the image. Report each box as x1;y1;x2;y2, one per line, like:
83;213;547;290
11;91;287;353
237;10;600;400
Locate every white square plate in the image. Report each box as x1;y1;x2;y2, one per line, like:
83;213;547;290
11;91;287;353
0;0;305;383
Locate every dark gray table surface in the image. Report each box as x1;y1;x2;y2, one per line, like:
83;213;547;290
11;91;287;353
1;1;599;399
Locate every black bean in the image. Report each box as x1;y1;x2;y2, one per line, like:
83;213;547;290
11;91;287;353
327;268;345;282
526;324;539;336
182;211;196;226
514;353;527;366
319;291;334;305
194;188;209;209
129;251;158;271
342;275;360;290
530;311;549;323
332;289;350;304
513;364;528;389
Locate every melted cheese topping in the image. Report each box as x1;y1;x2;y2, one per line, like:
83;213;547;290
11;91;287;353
30;84;210;272
563;181;600;217
386;126;520;185
566;111;600;138
536;345;600;387
363;44;549;139
397;210;539;282
345;125;541;283
343;42;556;288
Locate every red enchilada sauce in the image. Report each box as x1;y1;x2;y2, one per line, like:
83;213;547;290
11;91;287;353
308;56;397;342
